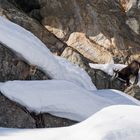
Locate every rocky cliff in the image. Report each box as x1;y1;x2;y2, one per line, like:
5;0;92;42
22;0;140;64
0;0;139;128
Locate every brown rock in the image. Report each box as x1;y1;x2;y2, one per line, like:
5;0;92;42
66;32;113;63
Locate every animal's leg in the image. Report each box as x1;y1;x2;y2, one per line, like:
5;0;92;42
133;75;139;85
126;79;130;86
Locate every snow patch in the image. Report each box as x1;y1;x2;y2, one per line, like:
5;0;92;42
0;80;139;121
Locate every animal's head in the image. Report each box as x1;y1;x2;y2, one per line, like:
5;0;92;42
111;69;120;80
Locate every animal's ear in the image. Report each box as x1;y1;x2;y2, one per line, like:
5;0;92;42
113;69;119;73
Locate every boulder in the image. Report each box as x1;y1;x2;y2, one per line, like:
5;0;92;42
0;92;36;128
0;44;48;81
42;114;77;128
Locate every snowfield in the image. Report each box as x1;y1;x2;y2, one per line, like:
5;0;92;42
0;105;140;140
0;16;140;139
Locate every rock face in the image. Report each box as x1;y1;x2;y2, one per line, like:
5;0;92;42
0;44;48;81
126;0;140;35
0;93;36;128
5;0;140;63
32;0;140;64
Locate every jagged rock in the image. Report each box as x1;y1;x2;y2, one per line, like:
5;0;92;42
66;32;113;63
61;47;88;69
125;85;140;100
31;0;140;63
126;0;140;35
0;92;36;128
42;114;77;128
0;44;48;81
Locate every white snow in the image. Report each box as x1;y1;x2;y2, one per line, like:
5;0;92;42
0;16;96;90
0;80;139;121
89;63;126;76
0;105;140;140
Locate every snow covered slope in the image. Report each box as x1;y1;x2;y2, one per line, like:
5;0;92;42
0;105;140;140
0;15;140;140
0;80;139;121
0;16;96;90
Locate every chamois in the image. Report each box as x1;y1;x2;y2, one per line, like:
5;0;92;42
112;60;140;86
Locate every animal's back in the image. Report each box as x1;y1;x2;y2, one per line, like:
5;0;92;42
129;60;140;74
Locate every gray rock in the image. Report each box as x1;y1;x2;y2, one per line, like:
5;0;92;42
126;0;140;35
125;85;140;100
0;44;48;81
0;93;36;128
42;113;77;128
0;0;66;55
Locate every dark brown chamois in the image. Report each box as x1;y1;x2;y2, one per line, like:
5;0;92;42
112;60;140;86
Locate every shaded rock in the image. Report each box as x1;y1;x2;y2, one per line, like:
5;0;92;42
0;44;48;81
0;92;36;128
9;0;40;13
30;113;76;128
42;113;77;128
0;91;77;128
